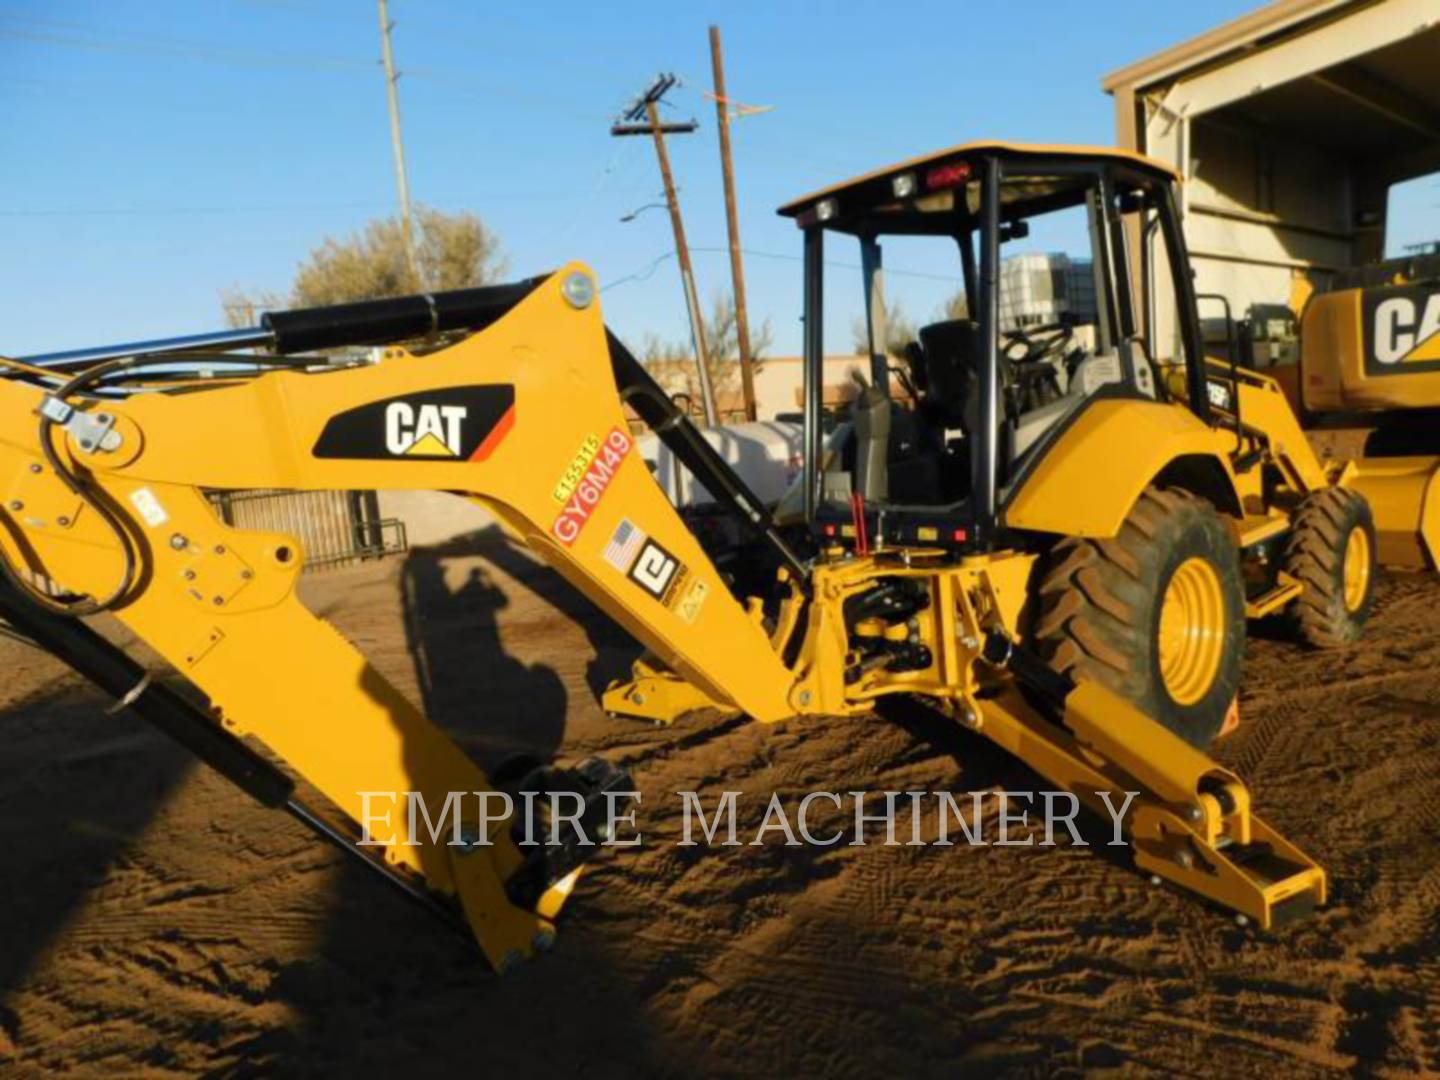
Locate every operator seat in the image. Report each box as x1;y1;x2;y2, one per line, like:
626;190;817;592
916;319;981;434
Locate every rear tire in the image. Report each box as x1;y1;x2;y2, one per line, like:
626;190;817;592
1283;487;1376;647
1032;487;1245;748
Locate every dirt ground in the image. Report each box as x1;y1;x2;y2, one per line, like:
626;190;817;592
2;524;1438;1077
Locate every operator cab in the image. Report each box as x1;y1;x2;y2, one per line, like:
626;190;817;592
777;142;1207;552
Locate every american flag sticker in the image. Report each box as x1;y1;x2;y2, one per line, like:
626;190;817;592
603;518;646;573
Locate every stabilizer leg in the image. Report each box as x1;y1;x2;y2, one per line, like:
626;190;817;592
979;635;1326;930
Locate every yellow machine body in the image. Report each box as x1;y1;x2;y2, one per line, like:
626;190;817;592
1341;456;1440;569
1287;279;1440;569
0;266;800;969
0;263;1327;945
1301;283;1440;415
1007;362;1332;554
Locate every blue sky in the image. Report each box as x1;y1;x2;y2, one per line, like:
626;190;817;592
2;1;1436;359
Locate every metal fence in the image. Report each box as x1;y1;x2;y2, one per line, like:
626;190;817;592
206;489;407;572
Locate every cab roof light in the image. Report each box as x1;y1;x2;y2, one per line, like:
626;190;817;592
926;161;972;190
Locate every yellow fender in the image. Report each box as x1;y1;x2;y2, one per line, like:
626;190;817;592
1005;399;1241;539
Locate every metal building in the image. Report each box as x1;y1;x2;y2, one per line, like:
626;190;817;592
1103;0;1440;336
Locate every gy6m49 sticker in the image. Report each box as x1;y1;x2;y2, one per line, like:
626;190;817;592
550;426;633;545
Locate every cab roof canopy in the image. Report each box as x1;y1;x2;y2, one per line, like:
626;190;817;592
777;140;1178;235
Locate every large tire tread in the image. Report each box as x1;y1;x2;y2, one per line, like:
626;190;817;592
1284;487;1375;648
1031;486;1245;748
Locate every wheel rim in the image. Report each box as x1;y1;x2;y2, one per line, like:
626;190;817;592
1343;526;1371;613
1157;556;1226;707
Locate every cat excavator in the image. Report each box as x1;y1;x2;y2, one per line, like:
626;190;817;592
1;143;1341;973
1233;250;1440;572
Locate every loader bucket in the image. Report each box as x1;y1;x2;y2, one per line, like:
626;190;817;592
1343;456;1440;570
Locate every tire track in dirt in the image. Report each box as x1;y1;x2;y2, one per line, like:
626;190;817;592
2;559;1439;1075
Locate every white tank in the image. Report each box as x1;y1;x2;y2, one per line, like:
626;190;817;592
639;420;802;510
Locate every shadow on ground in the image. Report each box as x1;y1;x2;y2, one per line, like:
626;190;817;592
400;524;643;768
0;684;197;1015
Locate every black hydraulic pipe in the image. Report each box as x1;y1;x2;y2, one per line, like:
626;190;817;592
284;798;471;939
263;279;544;354
607;331;809;583
981;630;1072;712
20;280;549;371
0;578;294;806
21;328;274;370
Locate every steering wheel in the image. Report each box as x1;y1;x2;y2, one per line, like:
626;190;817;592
1001;321;1074;367
1000;322;1075;415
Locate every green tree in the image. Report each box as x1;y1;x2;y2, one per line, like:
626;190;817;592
221;206;503;326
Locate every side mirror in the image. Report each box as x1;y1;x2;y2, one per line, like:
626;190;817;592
999;220;1030;243
1117;191;1147;214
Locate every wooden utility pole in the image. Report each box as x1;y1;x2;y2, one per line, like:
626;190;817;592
377;0;422;290
708;26;757;422
612;76;718;427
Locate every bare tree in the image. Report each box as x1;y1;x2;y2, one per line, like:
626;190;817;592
851;300;918;359
219;286;286;329
849;292;968;360
644;291;773;412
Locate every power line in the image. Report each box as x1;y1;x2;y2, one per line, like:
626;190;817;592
604;245;964;290
0;14;613;120
0;201;393;218
600;251;675;292
0;17;372;74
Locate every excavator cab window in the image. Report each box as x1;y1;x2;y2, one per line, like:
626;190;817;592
790;152;1196;550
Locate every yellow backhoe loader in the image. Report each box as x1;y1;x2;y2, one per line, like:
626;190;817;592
1;144;1347;973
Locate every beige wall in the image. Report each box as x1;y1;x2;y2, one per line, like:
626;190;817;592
752;355;872;419
644;355;873;421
